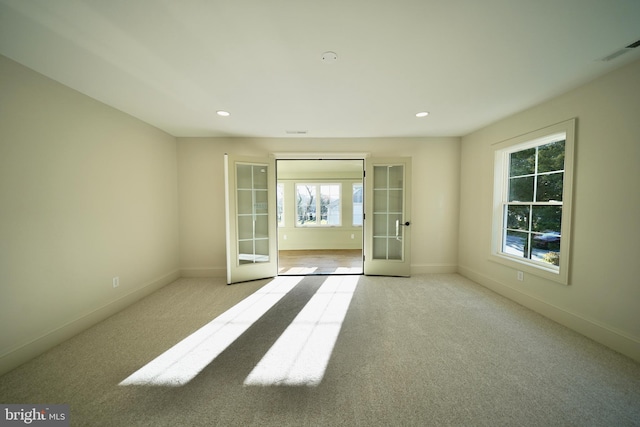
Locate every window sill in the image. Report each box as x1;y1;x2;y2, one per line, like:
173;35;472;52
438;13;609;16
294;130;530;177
489;252;568;285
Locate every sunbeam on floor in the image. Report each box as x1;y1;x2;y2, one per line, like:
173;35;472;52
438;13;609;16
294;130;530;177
244;274;359;387
119;273;359;388
119;275;303;387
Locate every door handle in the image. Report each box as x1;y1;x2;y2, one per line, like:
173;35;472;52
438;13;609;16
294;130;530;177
395;220;410;241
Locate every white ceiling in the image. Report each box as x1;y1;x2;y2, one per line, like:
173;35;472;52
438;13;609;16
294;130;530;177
1;0;639;138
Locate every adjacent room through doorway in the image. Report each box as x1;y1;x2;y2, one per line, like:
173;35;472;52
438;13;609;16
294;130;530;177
276;159;364;275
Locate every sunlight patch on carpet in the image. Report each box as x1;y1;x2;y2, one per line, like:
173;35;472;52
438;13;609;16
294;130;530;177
119;276;303;387
278;267;318;274
243;275;358;387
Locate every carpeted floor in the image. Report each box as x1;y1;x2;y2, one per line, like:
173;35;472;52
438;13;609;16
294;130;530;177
1;274;639;426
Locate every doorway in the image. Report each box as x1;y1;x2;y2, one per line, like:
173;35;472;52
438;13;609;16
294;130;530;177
225;154;411;284
276;159;364;275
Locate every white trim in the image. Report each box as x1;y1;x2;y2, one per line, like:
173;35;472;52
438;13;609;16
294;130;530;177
0;270;180;376
411;264;458;274
224;154;232;284
271;152;370;160
181;268;226;277
459;266;640;363
497;131;567;152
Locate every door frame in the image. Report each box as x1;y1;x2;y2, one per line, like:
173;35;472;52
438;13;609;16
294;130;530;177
274;154;368;276
226;152;412;282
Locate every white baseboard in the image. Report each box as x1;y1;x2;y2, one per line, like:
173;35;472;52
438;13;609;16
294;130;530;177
181;265;459;277
411;264;458;274
0;270;180;376
182;265;458;277
458;265;640;363
180;267;226;278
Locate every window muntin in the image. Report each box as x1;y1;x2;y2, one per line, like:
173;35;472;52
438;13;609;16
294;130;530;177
492;119;575;285
296;183;341;226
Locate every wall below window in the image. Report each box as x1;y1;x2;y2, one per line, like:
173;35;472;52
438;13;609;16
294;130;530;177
459;58;640;362
279;227;363;251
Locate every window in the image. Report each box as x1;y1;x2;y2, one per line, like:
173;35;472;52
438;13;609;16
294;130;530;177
492;119;575;284
296;183;341;226
276;183;284;226
352;183;363;226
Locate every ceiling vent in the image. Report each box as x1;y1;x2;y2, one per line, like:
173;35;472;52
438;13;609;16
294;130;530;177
285;130;308;135
601;39;640;61
321;51;338;64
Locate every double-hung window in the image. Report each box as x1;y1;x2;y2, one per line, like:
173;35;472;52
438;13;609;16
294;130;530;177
296;183;341;226
492;119;575;284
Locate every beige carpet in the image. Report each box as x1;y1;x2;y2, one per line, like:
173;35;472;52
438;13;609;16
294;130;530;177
1;274;639;426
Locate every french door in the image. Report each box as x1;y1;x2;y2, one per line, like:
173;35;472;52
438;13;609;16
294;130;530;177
225;154;411;283
363;157;412;277
224;154;278;284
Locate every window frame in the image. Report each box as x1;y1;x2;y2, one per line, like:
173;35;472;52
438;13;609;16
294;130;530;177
491;119;576;285
295;182;342;227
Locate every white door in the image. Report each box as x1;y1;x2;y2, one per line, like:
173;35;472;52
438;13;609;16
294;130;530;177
364;157;412;277
225;154;278;284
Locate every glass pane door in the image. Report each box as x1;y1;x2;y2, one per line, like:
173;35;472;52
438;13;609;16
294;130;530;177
225;154;277;284
237;164;269;264
364;157;411;277
372;165;404;261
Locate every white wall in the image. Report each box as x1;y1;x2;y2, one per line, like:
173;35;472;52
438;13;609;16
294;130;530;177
459;58;640;361
0;56;180;375
178;137;460;276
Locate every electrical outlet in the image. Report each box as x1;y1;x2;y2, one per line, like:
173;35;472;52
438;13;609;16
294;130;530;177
517;271;524;281
351;234;355;239
112;277;120;288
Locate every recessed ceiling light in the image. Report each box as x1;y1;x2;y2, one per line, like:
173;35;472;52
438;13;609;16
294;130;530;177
216;110;230;117
416;111;429;118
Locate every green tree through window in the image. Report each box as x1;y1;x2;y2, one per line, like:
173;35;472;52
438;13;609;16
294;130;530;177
296;184;341;226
